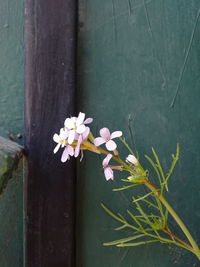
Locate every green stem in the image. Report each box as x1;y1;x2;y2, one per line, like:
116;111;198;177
145;180;200;260
87;143;135;174
84;136;200;259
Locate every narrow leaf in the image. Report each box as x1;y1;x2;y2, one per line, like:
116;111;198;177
113;184;138;192
127;210;143;229
151;147;165;183
163;144;180;191
145;154;162;187
139;198;159;210
103;234;146;246
133;191;155;203
117;240;159;247
115;224;127;231
101;203;124;224
119;137;135;155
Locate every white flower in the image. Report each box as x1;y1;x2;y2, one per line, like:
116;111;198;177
61;145;74;162
64;112;93;144
53;128;74;162
53;112;93;162
126;154;138;166
53;128;68;153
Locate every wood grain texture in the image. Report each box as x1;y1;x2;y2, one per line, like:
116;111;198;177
0;136;23;192
24;0;77;266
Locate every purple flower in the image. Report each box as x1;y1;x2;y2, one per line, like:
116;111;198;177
102;154;114;180
94;128;122;151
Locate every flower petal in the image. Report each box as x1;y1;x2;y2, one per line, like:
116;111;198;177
94;137;106;147
64;118;74;129
53;143;61;154
53;133;60;143
76;112;85;126
84;118;93;124
104;167;114;181
68;130;75;144
126;154;138;165
61;148;69;162
80;150;84;161
102;153;112;166
60;128;68;139
74;133;79;140
82;127;90;140
75;147;80;158
106;140;117;151
76;124;86;134
74;136;82;157
111;131;122;139
67;145;74;156
100;127;110;139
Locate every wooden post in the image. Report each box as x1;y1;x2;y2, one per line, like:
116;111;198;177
24;1;76;266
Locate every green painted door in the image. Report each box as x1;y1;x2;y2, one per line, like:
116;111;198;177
77;1;200;266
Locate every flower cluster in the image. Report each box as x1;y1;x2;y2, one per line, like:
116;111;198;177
53;112;138;181
53;112;93;162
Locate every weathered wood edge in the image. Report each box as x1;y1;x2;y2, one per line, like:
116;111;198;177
0;136;24;193
24;0;77;266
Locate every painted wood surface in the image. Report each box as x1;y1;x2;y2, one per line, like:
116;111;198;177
0;1;24;266
77;1;200;266
0;137;24;266
24;0;77;266
0;136;23;192
0;0;24;142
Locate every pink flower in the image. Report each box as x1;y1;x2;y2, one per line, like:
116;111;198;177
64;112;93;144
74;127;90;158
94;128;122;151
102;154;114;180
61;144;74;162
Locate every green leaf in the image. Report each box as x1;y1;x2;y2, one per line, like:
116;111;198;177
163;143;180;191
113;183;139;192
132;191;155;203
151;147;165;184
127;210;143;229
116;239;159;247
101;203;124;224
145;154;162;187
115;224;128;231
103;234;146;246
119;137;135;155
139;198;159;210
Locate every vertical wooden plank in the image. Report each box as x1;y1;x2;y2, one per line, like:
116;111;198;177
24;1;76;266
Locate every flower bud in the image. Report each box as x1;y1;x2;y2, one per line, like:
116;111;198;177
126;154;138;166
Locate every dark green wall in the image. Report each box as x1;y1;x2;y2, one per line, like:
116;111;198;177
77;1;200;266
0;158;23;266
0;0;24;266
0;0;24;141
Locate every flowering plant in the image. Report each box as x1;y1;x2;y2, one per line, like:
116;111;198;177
53;112;200;260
